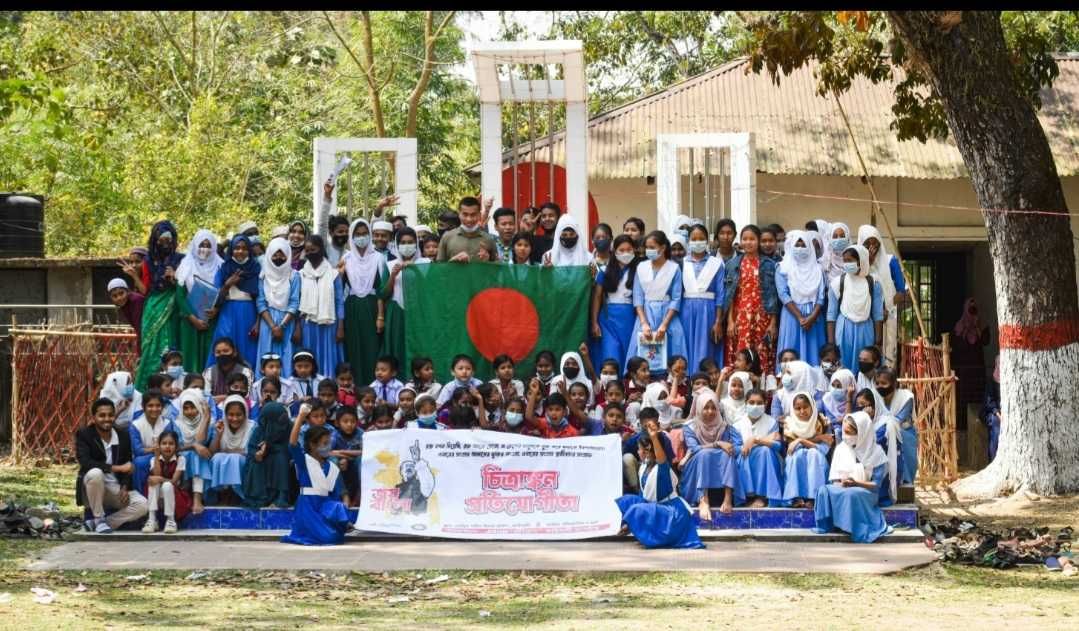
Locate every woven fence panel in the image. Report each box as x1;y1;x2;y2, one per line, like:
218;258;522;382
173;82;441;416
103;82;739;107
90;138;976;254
900;337;959;484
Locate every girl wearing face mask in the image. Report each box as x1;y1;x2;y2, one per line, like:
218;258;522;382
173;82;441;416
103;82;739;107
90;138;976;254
853;387;900;506
720;225;780;377
680;224;727;380
100;371;142;431
824;222;851;282
255;238;301;378
776;230;827;369
135;220;185;390
813;412;892;543
282;404;351;545
592;235;641;370
380;227;429;372
641;381;680;430
781;392;833;509
175;229;223;374
771;359;822;421
342;219;389;385
874;368;916;488
590;223;613;273
821;368;856;442
549;351;595;408
827;245;884;373
542;213;592;267
626;231;688;379
734;388;784;508
293;235;345;380
206;235;262;370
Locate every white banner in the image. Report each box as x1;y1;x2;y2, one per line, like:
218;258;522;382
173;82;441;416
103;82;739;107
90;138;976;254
356;429;623;540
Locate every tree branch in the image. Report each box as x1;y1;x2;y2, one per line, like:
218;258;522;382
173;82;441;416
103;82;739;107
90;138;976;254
323;10;386;136
405;10;456;137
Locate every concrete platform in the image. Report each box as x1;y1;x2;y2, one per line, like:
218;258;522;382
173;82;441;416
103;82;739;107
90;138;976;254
28;539;936;574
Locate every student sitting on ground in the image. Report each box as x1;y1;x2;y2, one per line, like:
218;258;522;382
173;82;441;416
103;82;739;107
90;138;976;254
142;430;190;533
525;382;579;439
393;386;418;426
317;378;341;424
241;401;292;509
281;403;351;546
781;392;833;509
208;394;257;505
129;389;177;497
813;411;893;544
404;356;442;401
678;390;740;519
76;397;149;533
735;388;784;507
174;388;213;514
370;355;404;408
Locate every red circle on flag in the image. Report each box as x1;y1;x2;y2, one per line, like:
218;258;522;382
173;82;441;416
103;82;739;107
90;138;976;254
466;288;540;362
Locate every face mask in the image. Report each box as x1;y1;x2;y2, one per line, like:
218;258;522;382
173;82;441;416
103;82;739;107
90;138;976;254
831;237;850;253
121;384;135;399
232;256;248;265
505;411;523;427
672;254;685;264
563;366;580;380
217;354;235;367
418;413;437;427
842;434;858;448
332;234;348;247
876;385;894;397
166;366;184;380
688;240;708;254
676;229;689;240
197;246;212;260
745;404;764;419
316;445;332;458
821;361;835;374
615;252;635;265
353;235;371;249
307;252;324;267
560;235;579;249
781;374;794;390
593;238;610;252
644;249;660;261
460;223;480;233
831;388;846;402
858;361;875;375
599;374;617;388
272;256;288;268
398;243;417;259
792;246;811;263
537;373;555;384
655;399;670;413
843;261;859;275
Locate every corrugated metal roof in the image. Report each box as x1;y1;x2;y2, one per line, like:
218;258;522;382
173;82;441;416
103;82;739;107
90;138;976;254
469;55;1079;180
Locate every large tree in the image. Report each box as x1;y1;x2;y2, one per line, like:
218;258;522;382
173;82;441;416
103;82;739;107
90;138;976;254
746;10;1079;495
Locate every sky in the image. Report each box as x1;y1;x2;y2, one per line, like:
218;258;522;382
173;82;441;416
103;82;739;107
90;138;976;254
453;11;556;82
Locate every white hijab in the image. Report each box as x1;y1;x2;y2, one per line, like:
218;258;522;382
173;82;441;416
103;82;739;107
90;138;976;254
857;225;897;309
825;222;850;281
260;237;294;311
343;218;384;297
720;371;751;422
777;360;816;417
299;256;337;325
830;244;872;322
642;381;676;429
783;390;819;440
175;229;223;291
547;214;591;266
821;368;855;420
864;387;902;502
778;230;824;304
735;409;776;441
829;411;887;482
100;371;141;429
219;395;255;451
175;387;208;445
550;351;594;404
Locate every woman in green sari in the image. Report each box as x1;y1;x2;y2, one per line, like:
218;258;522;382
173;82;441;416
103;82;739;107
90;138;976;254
341;218;387;385
134;220;184;390
173;229;222;374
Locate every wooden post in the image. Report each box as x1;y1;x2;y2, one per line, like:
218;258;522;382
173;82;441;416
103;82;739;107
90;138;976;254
10;314;19;463
940;332;958;479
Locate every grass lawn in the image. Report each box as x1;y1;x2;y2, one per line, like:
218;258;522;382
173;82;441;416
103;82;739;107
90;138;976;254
2;462;1078;629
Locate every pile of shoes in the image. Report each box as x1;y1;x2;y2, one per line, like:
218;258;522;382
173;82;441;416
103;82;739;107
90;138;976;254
921;517;1074;570
0;498;83;539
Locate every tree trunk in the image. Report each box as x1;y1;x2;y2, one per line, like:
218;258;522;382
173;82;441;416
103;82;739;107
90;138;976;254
887;11;1079;495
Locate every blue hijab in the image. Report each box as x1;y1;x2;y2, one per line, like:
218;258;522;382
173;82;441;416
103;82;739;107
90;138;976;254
219;235;261;297
147;220;184;293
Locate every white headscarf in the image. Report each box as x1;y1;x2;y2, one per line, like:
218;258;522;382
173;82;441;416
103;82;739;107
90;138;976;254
857;225;897;311
343;218;384;297
175;387;208;445
642;381;676;429
777;360;816;417
175;229;223;291
299;256;337;325
778;230;824;304
688;390;726;444
107;278;128;292
821;368;855;420
825;222;850;281
829;244;872;322
100;371;141;429
721;371;751;422
829;411;887;482
673;214;693;234
260;237;294;311
735;409;776;441
783;391;819;440
550;351;594;404
548;214;591;266
219;395;255;451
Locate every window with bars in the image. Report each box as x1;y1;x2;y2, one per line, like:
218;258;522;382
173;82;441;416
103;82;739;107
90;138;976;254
900;259;936;342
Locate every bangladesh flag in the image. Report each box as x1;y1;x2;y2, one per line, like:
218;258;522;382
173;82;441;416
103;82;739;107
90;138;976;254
403;262;592;382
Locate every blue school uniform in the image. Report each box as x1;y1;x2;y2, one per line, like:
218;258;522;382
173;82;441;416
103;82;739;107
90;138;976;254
735;418;785;505
813;463;891;543
827;276;884;373
881;391;916;485
128;417;177;494
776;266;827;367
782;435;831;502
594;267;638;369
281;443;350;546
299;275;346;381
626;260;687;377
207;270;261;371
207;420;256;496
255;271;301;379
333;429;364;502
616;460;704;549
678;423;740;506
679;256;726;373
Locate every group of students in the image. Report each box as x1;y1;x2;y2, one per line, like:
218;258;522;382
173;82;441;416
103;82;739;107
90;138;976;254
85;197;915;547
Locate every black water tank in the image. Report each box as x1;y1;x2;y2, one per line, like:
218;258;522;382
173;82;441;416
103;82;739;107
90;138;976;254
0;193;45;258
